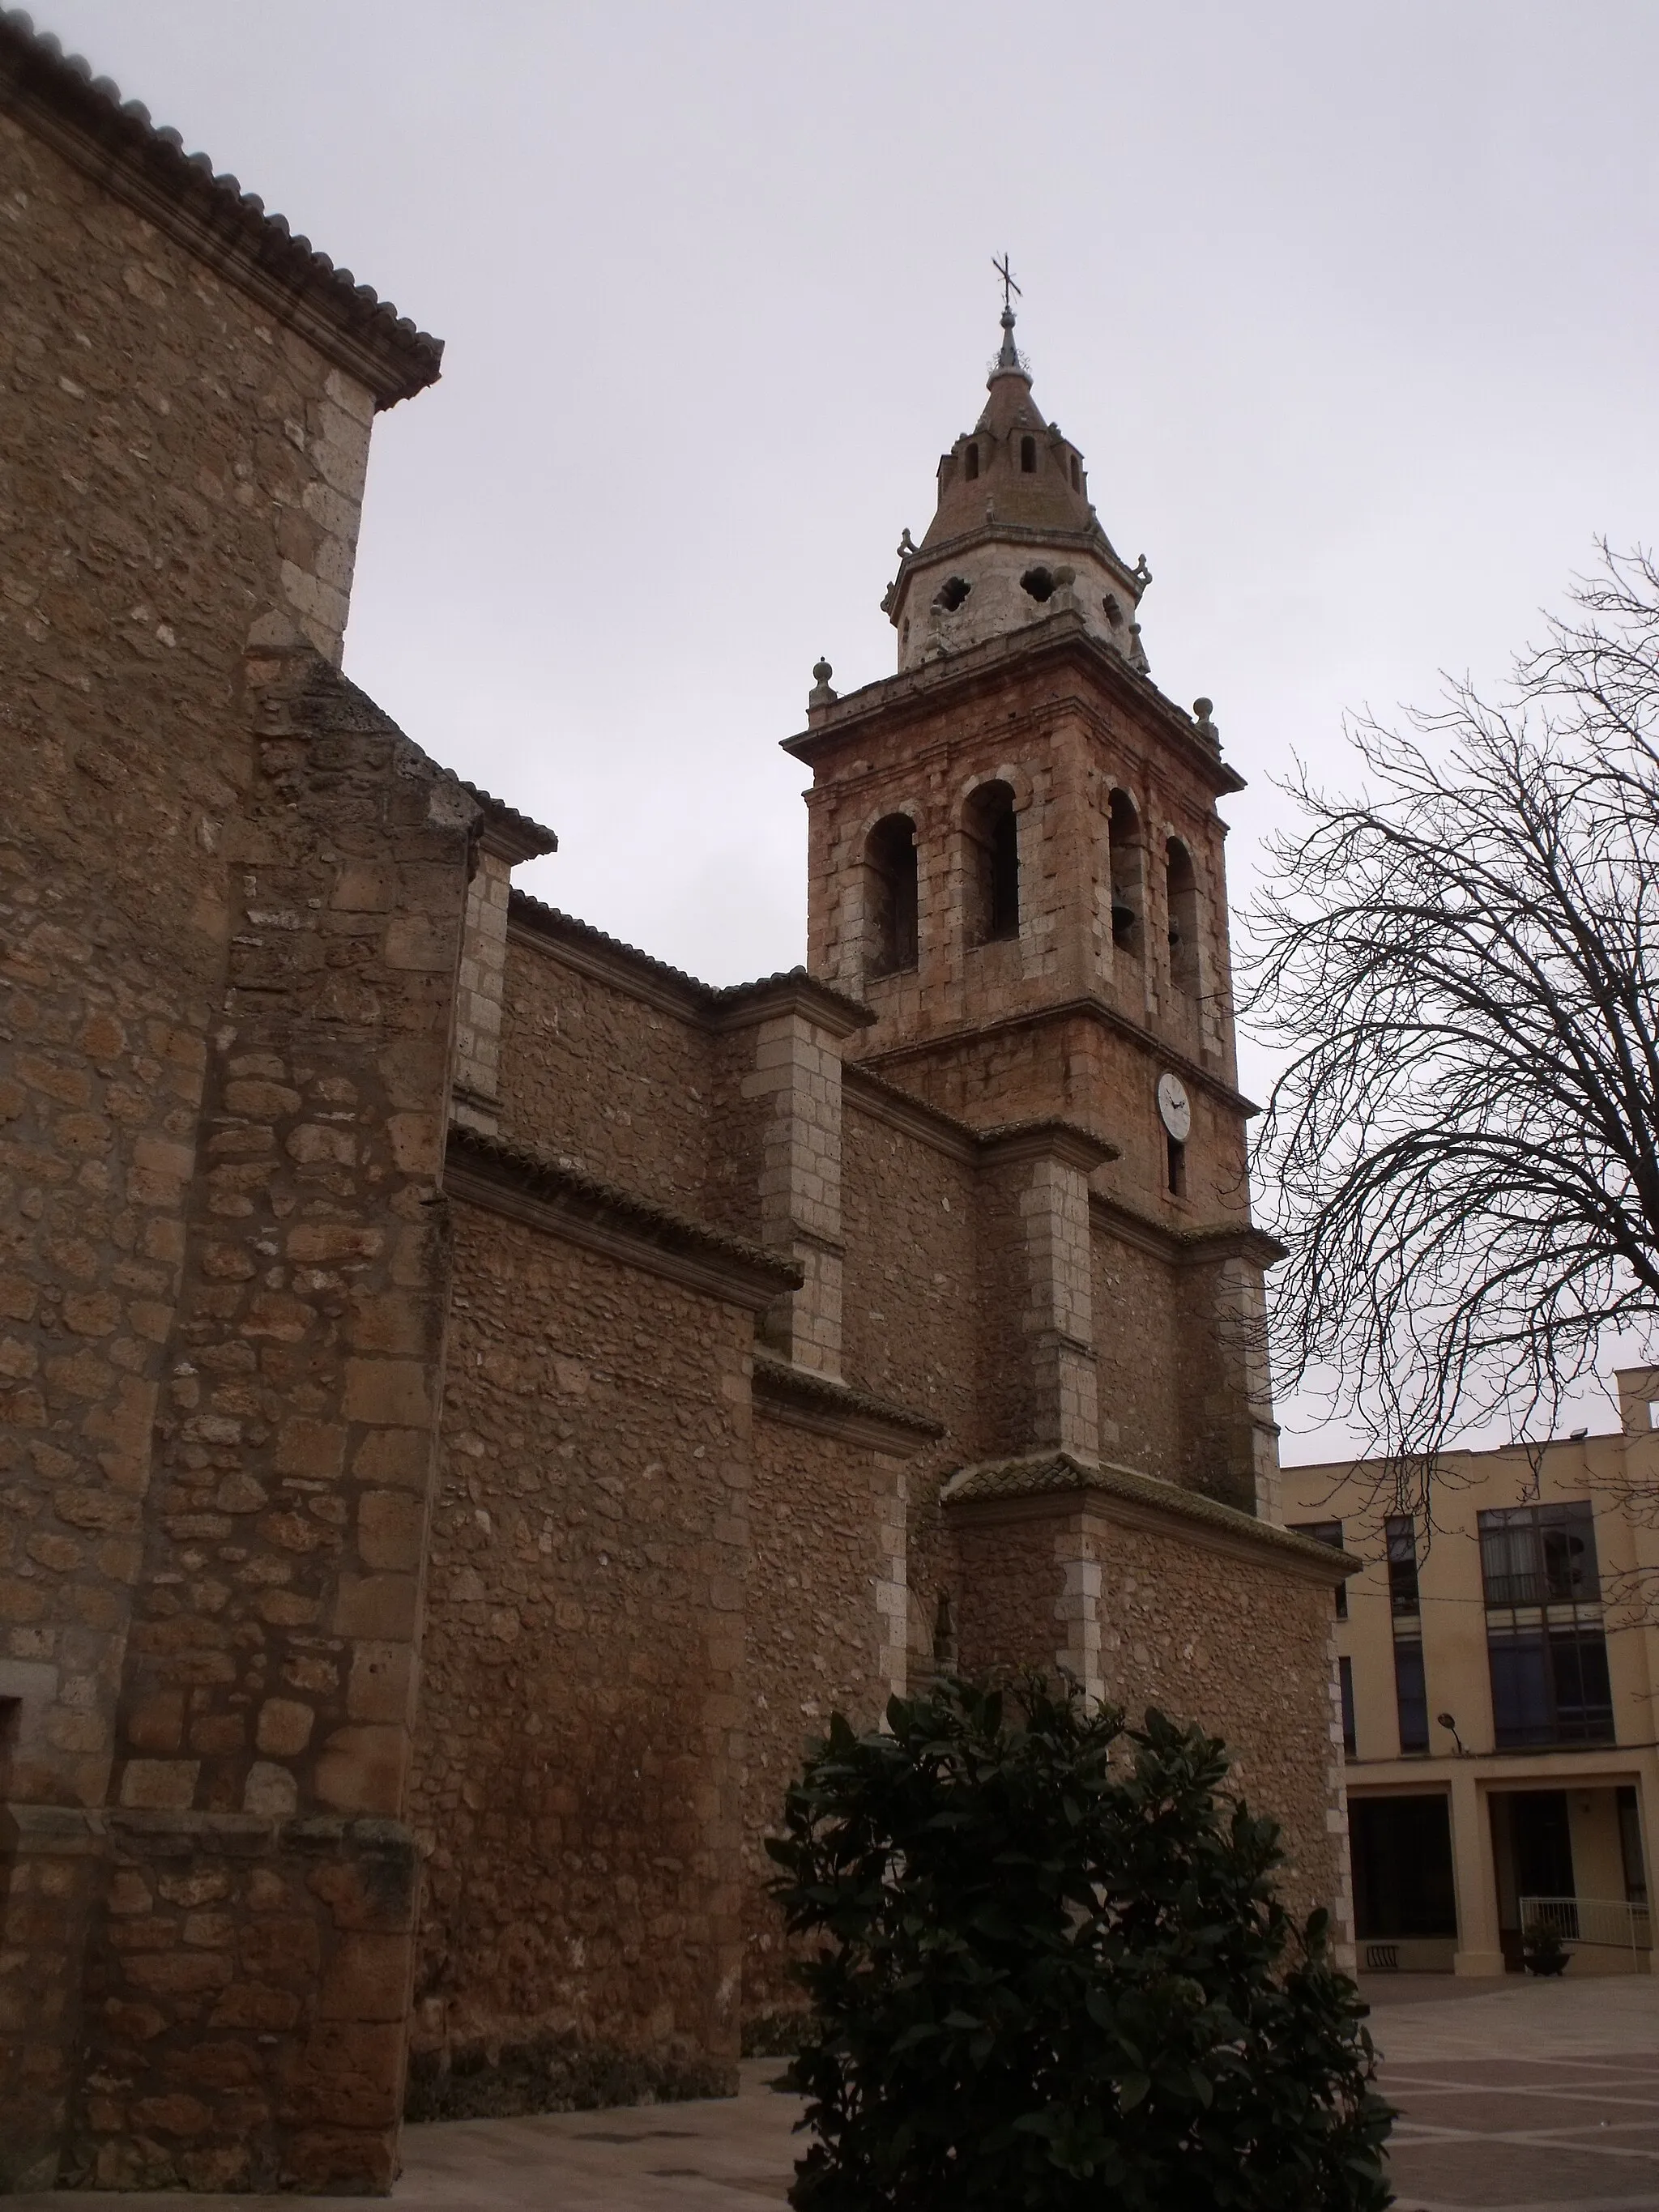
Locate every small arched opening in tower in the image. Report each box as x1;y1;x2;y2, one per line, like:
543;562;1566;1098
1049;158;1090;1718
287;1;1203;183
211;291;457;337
864;815;919;979
1020;436;1036;474
964;782;1020;945
1165;837;1201;995
964;442;980;483
1107;789;1144;955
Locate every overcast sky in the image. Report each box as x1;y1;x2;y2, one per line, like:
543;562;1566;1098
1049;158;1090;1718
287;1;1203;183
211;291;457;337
34;1;1659;1455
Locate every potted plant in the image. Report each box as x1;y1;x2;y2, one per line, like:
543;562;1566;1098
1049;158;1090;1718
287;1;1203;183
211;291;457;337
1521;1918;1570;1976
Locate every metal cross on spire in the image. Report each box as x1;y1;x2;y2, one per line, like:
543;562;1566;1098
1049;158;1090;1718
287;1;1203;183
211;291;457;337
992;254;1021;313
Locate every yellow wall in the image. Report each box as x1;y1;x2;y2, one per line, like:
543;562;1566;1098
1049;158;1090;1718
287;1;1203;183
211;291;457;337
1286;1370;1659;1975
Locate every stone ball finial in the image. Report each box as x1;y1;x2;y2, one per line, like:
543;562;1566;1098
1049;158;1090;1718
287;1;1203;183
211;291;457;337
813;659;832;685
1193;697;1213;721
808;658;838;710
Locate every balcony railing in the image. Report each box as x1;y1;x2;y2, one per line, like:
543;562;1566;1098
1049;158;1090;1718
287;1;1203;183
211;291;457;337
1520;1894;1652;1966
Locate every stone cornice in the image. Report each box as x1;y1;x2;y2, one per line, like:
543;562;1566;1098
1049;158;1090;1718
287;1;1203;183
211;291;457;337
0;11;441;408
1088;1191;1286;1271
751;1353;945;1453
507;893;872;1037
977;1118;1120;1174
857;992;1260;1122
842;1065;980;1164
706;973;874;1039
445;1125;801;1314
783;613;1243;799
940;1452;1358;1586
843;1072;1125;1181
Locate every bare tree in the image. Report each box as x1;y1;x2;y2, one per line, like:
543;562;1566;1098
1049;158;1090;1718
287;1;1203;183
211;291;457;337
1244;548;1659;1512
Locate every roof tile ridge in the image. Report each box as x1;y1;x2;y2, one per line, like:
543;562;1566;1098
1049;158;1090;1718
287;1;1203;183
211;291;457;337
505;891;710;995
749;1349;945;1437
457;782;557;859
0;8;441;399
840;1062;982;1145
446;1122;800;1282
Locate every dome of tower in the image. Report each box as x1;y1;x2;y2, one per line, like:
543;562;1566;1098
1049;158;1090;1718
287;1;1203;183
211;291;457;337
883;305;1150;675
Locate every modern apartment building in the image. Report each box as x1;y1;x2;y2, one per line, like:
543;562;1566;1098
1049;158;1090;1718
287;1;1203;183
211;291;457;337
1284;1368;1659;1976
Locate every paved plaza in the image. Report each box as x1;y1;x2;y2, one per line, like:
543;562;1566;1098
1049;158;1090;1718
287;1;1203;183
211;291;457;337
17;1974;1659;2210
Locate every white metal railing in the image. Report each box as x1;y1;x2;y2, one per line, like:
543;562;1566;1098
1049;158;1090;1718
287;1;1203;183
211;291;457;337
1520;1894;1652;1965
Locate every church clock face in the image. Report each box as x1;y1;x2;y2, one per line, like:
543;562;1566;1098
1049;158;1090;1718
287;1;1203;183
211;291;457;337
1156;1071;1192;1142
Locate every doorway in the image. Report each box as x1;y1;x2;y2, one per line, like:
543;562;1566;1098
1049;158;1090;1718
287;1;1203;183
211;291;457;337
1491;1790;1574;1970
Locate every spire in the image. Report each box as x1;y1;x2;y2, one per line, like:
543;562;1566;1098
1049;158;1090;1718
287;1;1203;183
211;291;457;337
880;279;1152;676
992;253;1026;378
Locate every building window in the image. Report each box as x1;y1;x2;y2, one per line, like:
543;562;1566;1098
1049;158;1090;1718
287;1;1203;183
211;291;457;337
1350;1795;1457;1938
1166;1133;1186;1196
1339;1655;1357;1756
1385;1514;1420;1617
964;782;1019;944
1107;788;1143;953
1394;1637;1430;1754
1020;435;1036;473
1479;1501;1613;1748
1069;454;1081;491
1165;839;1200;994
864;814;919;979
1486;1623;1613;1747
965;442;979;482
1290;1519;1347;1617
1478;1501;1600;1607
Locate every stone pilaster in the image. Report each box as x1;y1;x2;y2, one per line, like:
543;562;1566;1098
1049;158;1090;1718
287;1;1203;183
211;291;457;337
450;801;556;1137
1180;1237;1283;1520
719;982;871;1380
979;1123;1115;1464
66;629;477;2193
0;1804;105;2192
875;1455;911;1701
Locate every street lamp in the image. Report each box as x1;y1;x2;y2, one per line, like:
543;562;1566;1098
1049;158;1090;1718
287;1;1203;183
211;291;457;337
1435;1711;1470;1758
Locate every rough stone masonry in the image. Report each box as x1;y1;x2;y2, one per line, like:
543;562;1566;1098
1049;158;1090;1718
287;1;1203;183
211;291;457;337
0;11;1354;2193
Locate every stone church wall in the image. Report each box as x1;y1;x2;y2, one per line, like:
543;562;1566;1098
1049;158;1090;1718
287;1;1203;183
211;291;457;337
497;931;716;1213
0;98;406;2187
740;1417;908;2039
838;1097;979;1447
1091;1230;1183;1481
952;1499;1344;1934
407;1202;753;2112
2;25;1357;2179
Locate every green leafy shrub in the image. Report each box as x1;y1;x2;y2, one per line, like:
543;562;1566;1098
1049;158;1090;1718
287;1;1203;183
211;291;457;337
767;1675;1392;2211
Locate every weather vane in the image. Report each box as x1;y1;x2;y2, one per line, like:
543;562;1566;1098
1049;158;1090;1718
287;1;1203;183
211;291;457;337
992;253;1021;314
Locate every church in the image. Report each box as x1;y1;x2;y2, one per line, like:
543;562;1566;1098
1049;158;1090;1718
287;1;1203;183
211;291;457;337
0;11;1350;2193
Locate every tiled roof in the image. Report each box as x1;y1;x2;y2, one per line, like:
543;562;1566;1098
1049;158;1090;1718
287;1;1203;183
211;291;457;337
941;1451;1359;1571
0;9;442;406
507;891;872;1027
458;783;557;862
446;1123;803;1289
750;1351;945;1438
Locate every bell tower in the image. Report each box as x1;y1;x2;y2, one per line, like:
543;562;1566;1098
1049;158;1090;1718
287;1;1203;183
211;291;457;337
783;305;1282;1515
